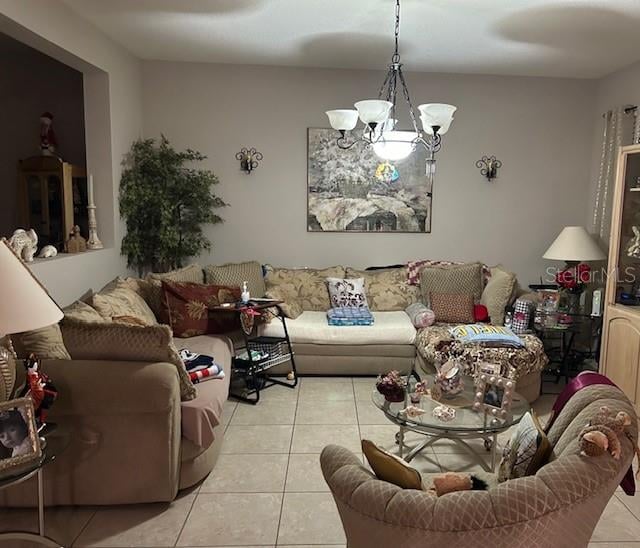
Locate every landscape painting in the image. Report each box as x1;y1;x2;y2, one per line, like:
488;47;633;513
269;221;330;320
307;128;433;233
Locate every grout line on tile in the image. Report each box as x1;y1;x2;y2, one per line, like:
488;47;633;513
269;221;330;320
173;490;199;547
70;508;97;547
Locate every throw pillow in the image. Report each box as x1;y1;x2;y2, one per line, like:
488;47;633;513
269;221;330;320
345;267;420;311
498;411;552;482
61;318;195;401
362;439;422;490
143;264;205;317
263;288;304;319
449;323;524;348
405;302;435;328
326;277;368;308
205;261;265;298
92;281;157;325
430;292;475;324
480;265;517;326
264;265;344;311
63;300;107;323
161;280;241;337
408;260;492;286
15;324;71;360
419;262;483;306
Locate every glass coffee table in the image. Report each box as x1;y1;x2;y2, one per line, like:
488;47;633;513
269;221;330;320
372;375;529;472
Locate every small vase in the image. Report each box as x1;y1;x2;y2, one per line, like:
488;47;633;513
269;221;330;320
562;291;582;314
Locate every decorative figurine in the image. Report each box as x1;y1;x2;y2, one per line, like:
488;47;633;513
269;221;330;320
434;359;464;399
65;225;87;253
39;112;57;156
8;228;38;262
37;245;58;259
19;354;57;427
627;226;640;259
376;370;407;402
86;175;104;250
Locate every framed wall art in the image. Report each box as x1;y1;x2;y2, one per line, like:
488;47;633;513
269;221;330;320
307;128;433;233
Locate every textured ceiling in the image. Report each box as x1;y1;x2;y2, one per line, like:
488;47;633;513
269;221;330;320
62;0;640;78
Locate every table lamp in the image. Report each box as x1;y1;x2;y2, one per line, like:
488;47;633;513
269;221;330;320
543;226;606;265
0;239;63;400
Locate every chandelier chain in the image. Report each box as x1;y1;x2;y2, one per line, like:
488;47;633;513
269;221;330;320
392;0;400;63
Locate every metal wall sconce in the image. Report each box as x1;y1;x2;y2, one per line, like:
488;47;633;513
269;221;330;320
476;155;502;181
235;147;263;174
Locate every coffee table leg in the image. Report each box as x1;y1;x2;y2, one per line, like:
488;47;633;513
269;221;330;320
38;469;45;536
396;427;405;458
491;432;498;472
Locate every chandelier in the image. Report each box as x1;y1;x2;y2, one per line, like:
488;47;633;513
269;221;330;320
325;0;456;178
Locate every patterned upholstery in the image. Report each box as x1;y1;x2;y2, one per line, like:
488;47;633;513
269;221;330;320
345;267;421;311
264;265;344;312
321;384;638;548
415;324;547;381
419;262;484;303
204;261;265;298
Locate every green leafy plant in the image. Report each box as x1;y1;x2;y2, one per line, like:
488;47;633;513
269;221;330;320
119;135;227;274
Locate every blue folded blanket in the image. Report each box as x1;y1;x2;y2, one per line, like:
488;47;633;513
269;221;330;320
327;307;374;326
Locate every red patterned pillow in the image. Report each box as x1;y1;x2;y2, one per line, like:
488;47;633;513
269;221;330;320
161;281;240;337
429;292;475;324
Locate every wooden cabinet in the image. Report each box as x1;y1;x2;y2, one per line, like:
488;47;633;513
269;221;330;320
17;156;87;251
601;144;640;409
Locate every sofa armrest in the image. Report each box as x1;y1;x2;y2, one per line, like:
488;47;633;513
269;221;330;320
43;359;181;416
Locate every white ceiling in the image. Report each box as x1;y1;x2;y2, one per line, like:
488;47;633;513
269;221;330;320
62;0;640;78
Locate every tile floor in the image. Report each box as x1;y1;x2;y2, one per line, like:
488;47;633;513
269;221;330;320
1;377;639;547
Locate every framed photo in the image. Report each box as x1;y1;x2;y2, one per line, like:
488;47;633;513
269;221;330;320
0;398;42;474
307;128;433;233
473;374;515;418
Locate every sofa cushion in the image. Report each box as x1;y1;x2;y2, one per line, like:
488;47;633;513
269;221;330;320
177;335;232;449
419;262;483;305
92;281;157;325
63;300;107;323
498;411;551;482
345;267;420;311
260;311;416;345
264;287;304;319
204;261;265;298
480;266;517;326
60;319;196;401
264;265;344;312
14;324;71;360
161;281;240;337
143;264;205;317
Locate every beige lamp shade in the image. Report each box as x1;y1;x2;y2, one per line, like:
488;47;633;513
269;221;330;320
543;226;606;262
0;239;63;334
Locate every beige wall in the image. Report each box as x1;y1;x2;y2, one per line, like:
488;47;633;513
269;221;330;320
0;33;86;236
142;61;596;285
0;0;142;305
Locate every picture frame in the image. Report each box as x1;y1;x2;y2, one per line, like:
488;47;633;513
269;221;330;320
472;373;515;418
306;127;433;233
0;397;42;474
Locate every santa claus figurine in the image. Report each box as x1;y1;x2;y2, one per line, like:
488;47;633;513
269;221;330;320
40;111;57;156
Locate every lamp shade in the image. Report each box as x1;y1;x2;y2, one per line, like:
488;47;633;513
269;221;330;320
0;239;63;334
372;130;418;161
543;226;606;262
418;103;457;135
354;100;393;124
326;109;359;131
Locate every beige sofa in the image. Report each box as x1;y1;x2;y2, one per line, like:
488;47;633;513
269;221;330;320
321;383;638;547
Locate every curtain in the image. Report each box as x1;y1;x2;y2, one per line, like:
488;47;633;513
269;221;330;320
592;107;636;243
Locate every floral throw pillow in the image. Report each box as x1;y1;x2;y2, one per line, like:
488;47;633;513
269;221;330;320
161;281;240;338
326;277;368;308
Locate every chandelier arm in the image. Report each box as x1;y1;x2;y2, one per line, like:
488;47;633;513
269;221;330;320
397;67;421;135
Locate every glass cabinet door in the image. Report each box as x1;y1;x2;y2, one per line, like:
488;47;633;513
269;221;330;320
616;151;640;305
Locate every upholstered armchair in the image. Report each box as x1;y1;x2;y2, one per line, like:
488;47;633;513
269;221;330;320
321;384;638;548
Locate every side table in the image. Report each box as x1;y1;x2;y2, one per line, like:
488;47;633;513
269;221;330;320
0;423;70;547
211;301;298;404
534;312;603;386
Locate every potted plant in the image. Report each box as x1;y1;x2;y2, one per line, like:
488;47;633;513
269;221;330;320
119;136;227;274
